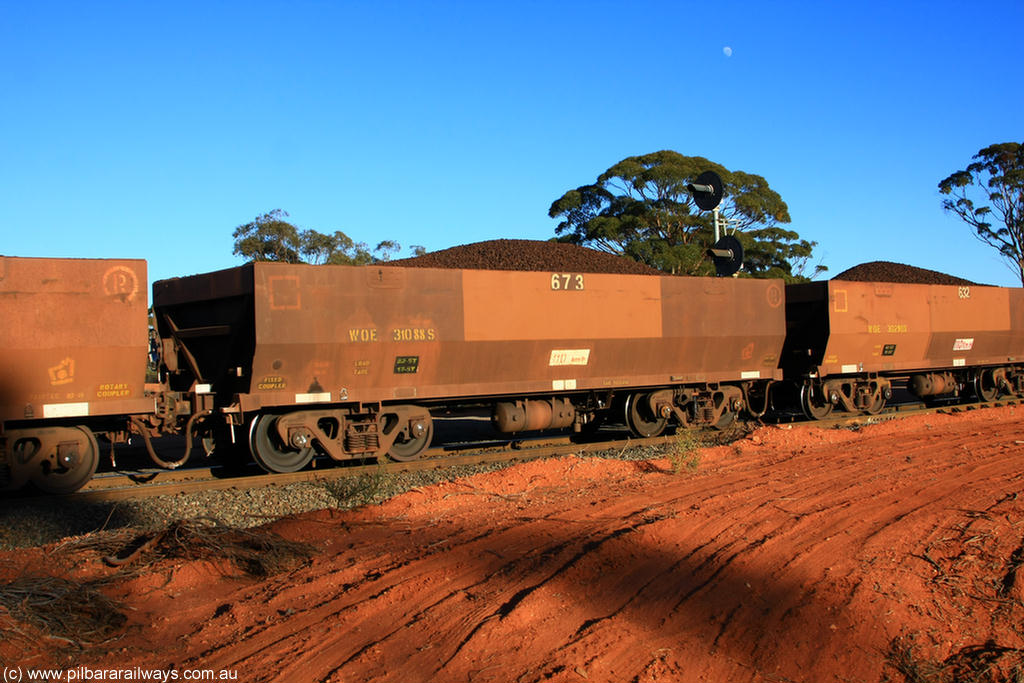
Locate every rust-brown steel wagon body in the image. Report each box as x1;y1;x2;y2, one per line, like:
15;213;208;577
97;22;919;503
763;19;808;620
0;256;152;492
782;280;1024;417
154;262;787;471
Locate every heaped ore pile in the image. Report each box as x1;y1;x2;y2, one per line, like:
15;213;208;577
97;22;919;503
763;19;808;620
389;239;662;276
833;261;978;286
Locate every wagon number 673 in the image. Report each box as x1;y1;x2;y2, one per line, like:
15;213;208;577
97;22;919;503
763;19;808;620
551;273;585;291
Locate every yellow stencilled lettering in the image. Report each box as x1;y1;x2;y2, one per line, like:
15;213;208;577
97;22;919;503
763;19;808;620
391;327;437;342
257;375;287;390
886;323;909;333
550;273;585;291
867;324;881;334
96;382;131;398
349;328;379;342
394;355;419;374
353;360;371;376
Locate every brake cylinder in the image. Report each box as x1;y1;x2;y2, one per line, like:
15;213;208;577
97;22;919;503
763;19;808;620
909;372;957;397
493;399;576;433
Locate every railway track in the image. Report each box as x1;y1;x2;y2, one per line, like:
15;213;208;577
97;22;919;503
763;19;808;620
11;430;680;503
3;397;1019;505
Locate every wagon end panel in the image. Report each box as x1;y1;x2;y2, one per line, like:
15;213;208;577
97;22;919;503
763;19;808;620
152;264;257;398
780;282;830;378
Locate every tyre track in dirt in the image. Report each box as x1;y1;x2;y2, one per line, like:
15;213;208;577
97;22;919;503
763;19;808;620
10;407;1024;682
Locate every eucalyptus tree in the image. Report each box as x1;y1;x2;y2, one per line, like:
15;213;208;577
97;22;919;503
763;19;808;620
549;151;824;280
232;209;410;265
939;143;1024;284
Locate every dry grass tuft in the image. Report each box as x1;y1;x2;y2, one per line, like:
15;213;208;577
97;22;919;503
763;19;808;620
887;636;1024;683
103;517;318;577
0;576;125;646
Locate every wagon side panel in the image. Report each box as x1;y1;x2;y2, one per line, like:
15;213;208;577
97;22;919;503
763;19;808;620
817;281;932;375
925;285;1013;366
0;256;150;423
239;265;786;409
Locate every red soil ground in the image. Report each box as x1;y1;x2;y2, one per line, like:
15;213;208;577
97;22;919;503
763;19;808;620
4;406;1024;682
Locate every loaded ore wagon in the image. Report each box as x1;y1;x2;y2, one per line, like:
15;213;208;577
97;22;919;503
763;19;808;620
153;262;787;472
0;256;152;493
782;278;1024;418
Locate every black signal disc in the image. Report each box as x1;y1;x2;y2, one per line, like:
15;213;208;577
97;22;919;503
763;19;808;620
691;171;724;211
711;235;744;277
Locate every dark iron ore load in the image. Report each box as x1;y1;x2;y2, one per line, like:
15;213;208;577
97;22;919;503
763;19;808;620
832;261;978;286
389;239;662;276
392;240;983;287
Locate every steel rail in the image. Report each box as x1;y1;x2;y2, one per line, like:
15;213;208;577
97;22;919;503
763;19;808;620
15;432;679;503
4;398;1020;505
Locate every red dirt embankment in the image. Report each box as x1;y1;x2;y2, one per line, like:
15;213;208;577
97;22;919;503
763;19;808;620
5;407;1024;682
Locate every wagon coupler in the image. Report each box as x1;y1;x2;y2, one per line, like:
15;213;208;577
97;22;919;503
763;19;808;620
130;408;212;469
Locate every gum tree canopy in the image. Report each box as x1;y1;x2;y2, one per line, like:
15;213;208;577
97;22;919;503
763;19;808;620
549;151;825;280
232;209;411;265
939;142;1024;285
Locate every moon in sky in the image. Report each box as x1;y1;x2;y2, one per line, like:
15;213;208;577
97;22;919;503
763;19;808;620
723;46;733;57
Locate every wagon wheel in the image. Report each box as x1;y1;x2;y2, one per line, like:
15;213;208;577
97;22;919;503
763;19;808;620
249;414;314;473
29;426;99;495
862;391;886;415
973;370;998;402
387;416;434;462
624;393;668;438
800;383;833;420
713;408;738;431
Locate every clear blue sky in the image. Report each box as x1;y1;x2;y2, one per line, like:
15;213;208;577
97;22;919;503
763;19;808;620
2;1;1022;286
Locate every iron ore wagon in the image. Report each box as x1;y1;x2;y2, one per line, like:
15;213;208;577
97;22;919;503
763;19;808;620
152;262;787;472
782;279;1024;418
